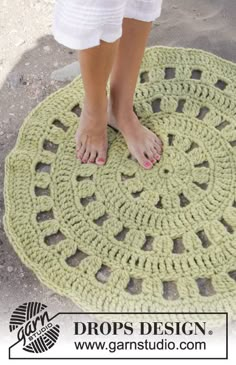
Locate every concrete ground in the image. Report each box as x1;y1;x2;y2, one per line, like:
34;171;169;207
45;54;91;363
1;0;236;340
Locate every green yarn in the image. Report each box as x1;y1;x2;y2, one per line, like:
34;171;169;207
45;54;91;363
3;46;236;326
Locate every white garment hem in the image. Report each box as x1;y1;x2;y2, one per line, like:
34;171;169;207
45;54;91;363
52;25;123;50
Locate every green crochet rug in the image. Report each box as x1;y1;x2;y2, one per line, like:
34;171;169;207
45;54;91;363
3;46;236;326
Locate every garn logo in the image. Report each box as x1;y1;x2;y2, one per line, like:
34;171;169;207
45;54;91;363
9;302;60;353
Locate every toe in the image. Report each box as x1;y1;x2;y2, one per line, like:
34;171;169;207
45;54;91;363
76;139;82;152
153;142;162;155
82;149;90;163
150;147;160;163
76;144;86;161
154;153;161;161
75;129;83;148
96;149;107;165
88;149;97;163
75;130;82;151
145;148;156;165
136;152;153;169
153;145;161;160
154;136;162;146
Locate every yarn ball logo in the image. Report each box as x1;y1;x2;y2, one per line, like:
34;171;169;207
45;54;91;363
9;302;60;353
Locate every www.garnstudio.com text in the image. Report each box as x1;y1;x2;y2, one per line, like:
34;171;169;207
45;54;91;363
73;321;208;353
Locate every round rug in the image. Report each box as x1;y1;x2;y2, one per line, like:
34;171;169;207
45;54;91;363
3;46;236;325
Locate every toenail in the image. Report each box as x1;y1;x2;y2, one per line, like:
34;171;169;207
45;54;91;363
144;161;152;168
97;158;105;163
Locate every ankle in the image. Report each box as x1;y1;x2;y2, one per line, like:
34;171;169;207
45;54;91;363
83;94;108;116
108;93;134;117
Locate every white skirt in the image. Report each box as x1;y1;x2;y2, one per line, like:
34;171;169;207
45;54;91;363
52;0;163;50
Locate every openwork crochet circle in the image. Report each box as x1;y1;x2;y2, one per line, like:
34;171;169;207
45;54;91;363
4;47;236;324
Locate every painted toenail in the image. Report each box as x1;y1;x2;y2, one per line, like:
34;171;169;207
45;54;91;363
144;161;152;168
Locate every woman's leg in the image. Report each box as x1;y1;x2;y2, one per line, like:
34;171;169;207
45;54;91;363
108;18;163;169
75;38;120;165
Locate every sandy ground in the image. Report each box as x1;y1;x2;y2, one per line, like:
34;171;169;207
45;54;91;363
1;0;236;339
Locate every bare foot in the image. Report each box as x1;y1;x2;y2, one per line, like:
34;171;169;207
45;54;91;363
107;98;163;169
75;98;108;165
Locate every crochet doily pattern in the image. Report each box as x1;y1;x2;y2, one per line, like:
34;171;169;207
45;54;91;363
4;46;236;325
